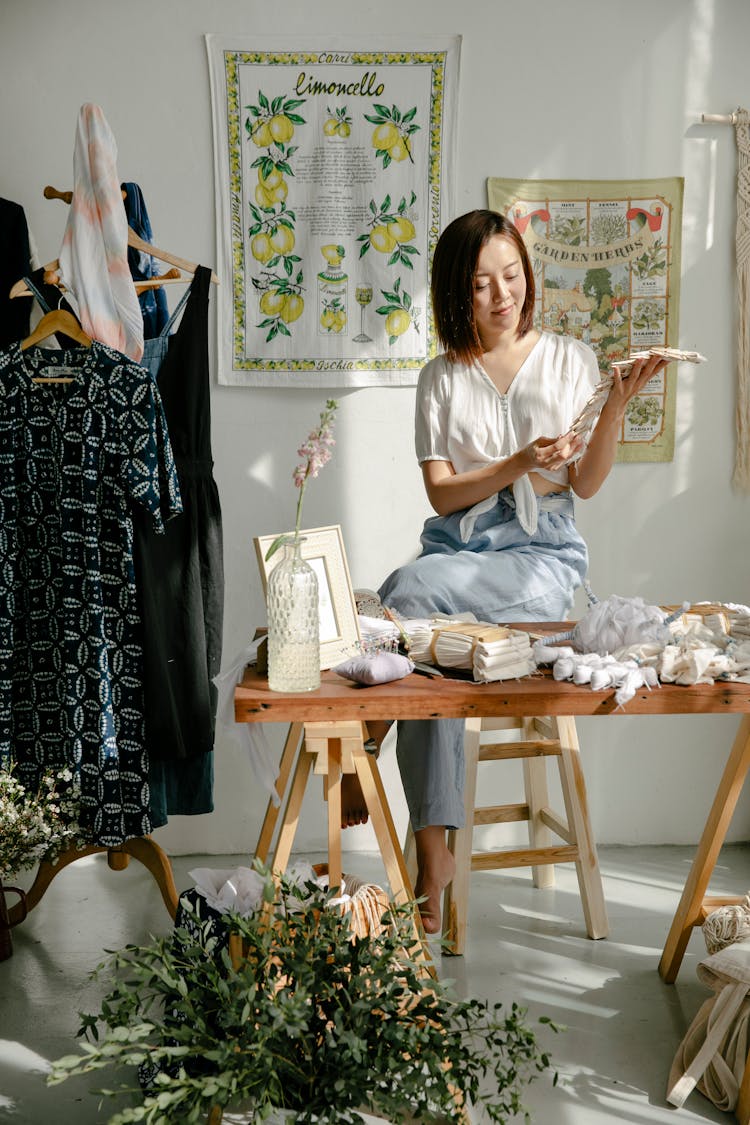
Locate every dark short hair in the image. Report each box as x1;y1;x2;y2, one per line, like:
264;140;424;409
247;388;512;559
430;209;536;364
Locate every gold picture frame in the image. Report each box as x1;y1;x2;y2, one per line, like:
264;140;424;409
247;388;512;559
253;524;361;670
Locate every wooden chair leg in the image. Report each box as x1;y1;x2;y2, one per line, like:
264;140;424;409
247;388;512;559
554;715;608;940
524;716;555;890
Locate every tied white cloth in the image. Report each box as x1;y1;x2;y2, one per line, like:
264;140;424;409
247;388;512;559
213;638;281;805
58;103;144;361
533;643;660;707
534;595;750;706
458;472;538;541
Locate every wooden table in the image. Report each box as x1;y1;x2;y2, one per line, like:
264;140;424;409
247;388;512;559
235;652;750;984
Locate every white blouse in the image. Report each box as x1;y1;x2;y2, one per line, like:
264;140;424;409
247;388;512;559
414;332;600;537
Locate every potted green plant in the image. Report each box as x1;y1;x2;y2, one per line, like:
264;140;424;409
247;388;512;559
49;867;558;1123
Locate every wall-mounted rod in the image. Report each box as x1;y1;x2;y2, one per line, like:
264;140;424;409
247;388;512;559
700;112;741;125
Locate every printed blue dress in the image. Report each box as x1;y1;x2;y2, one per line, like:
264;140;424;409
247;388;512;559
0;340;182;846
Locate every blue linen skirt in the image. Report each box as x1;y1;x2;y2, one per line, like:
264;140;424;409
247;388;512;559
377;488;588;830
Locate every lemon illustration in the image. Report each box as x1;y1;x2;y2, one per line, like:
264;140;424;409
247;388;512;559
385;308;411;338
372;122;400;151
255;183;273;208
332;310;346;333
269;114;294;143
337;122;351;138
387;217;416;243
320;309;335;330
370;225;397;253
255;176;288;209
388;137;411;162
323;118;338;136
251;119;272;147
259;291;286;317
321;243;345;267
251;232;274;263
260;166;284;189
281;293;304;323
270;225;295;255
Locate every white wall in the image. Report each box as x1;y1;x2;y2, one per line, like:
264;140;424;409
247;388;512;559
3;0;750;857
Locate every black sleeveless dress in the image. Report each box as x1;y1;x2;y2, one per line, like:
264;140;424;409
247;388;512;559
134;266;224;823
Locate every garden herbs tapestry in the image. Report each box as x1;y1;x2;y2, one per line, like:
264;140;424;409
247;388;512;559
487;176;684;463
206;35;460;387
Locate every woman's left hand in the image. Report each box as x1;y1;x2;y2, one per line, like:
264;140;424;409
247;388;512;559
605;353;670;417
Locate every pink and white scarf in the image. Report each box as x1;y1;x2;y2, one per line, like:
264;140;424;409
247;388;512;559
58;103;143;361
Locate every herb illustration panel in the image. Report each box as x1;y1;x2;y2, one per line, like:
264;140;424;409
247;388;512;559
487;177;684;463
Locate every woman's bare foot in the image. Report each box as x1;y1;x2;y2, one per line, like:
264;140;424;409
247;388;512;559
341;773;369;827
414;825;456;934
340;721;393;828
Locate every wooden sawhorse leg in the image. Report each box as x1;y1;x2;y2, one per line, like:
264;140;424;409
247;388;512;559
253;720;428;958
659;716;750;1125
659;714;750;984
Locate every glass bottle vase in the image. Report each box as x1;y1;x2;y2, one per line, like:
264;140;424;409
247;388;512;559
266;535;320;693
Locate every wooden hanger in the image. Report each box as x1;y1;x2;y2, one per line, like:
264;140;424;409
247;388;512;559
10;266;185;300
21;309;93;383
40;184;219;283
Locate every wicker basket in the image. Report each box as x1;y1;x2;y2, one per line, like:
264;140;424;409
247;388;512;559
312;863;390;940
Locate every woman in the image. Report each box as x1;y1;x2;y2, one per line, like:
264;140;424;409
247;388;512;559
366;209;667;933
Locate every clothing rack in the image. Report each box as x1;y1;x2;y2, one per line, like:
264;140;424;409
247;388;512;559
6;839;179;927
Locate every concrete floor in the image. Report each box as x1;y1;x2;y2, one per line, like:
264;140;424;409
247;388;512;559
2;843;750;1124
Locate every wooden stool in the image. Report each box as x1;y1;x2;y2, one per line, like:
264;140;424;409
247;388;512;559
406;714;609;954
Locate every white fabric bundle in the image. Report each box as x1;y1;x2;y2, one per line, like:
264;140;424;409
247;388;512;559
533;643;659;707
534;595;750;706
562;594;675;657
421;621;535;682
659;638;750;685
728;603;750;640
404;614;477;664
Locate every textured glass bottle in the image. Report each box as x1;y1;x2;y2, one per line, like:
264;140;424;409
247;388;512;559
266;536;320;692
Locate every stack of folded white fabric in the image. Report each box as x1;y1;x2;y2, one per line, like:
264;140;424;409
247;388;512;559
728;604;750;641
418;621;535;682
359;611;536;681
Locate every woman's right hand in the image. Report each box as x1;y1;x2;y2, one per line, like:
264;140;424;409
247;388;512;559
519;432;584;473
